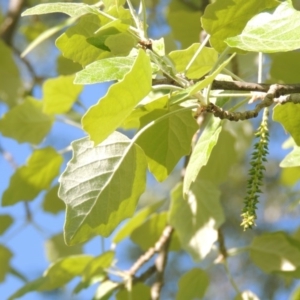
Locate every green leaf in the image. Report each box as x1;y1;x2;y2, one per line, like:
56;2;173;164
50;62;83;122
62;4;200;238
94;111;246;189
280;167;300;187
202;0;278;52
183;116;222;196
168;43;218;79
167;0;202;48
198;129;237;185
56;14;109;67
45;233;82;263
176;268;209;300
0;40;22;107
0;97;54;144
0;215;13;235
94;280;120;300
22;2;100;17
82;49;152;145
116;283;151;300
58;132;147;245
280;147;300;168
113;200;164;244
131;212;180;251
226;2;300;53
273;103;300;146
0;244;13;282
9;255;93;300
136;109;198;182
75;57;136;84
75;251;114;292
57;55;82;76
42;185;65;214
250;232;300;273
42;75;83;114
169;181;224;261
235;291;260;300
105;32;136;55
2;147;63;206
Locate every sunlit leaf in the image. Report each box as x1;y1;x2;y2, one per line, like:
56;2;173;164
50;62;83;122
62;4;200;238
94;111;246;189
2;147;63;206
250;232;300;273
42;75;83;114
0;97;53;144
280;167;300;187
280;147;300;168
42;185;65;214
183;116;222;196
9;255;93;300
169;43;218;79
0;215;13;235
235;291;260;300
45;233;82;263
273;103;300;146
131;212;180;251
94;280;119;300
59;132;147;245
202;0;278;52
169;181;224;261
226;2;300;53
113;200;164;244
22;2;100;17
136;109;198;182
176;268;209;300
82;49;152;145
75;57;136;84
0;40;22;107
0;244;12;282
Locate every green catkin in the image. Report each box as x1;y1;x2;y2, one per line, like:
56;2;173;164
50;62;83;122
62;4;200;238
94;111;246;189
241;107;269;230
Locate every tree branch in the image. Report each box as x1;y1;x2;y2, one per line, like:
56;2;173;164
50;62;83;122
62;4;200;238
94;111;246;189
0;0;27;46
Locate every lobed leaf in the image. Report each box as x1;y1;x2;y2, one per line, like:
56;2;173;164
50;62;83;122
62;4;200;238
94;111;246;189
226;2;300;53
2;147;63;206
42;75;83;114
176;268;209;300
169;181;224;261
273;103;300;146
58;132;147;245
183;116;222;196
201;0;278;52
82;49;152;145
0;97;54;144
136;109;198;182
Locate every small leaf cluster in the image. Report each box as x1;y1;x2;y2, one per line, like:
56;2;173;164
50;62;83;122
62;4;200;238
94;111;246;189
241;108;269;230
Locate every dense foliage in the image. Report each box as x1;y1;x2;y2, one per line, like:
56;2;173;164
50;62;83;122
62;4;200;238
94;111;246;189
2;0;300;299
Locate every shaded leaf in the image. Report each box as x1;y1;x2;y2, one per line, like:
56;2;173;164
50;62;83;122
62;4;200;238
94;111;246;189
2;147;63;206
59;132;147;245
0;97;54;144
250;232;300;273
280;167;300;187
9;255;93;300
176;268;209;300
116;283;151;300
42;75;83;114
45;233;82;263
136;109;198;182
169;43;218;79
113;200;164;244
82;49;152;145
0;215;13;235
57;55;82;76
169;181;224;261
183;116;222;196
0;40;22;107
202;0;278;52
273;103;300;146
131;212;181;251
226;2;300;53
0;244;13;282
42;185;65;214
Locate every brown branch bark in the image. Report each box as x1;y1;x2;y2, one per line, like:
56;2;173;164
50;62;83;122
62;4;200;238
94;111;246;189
0;0;27;46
